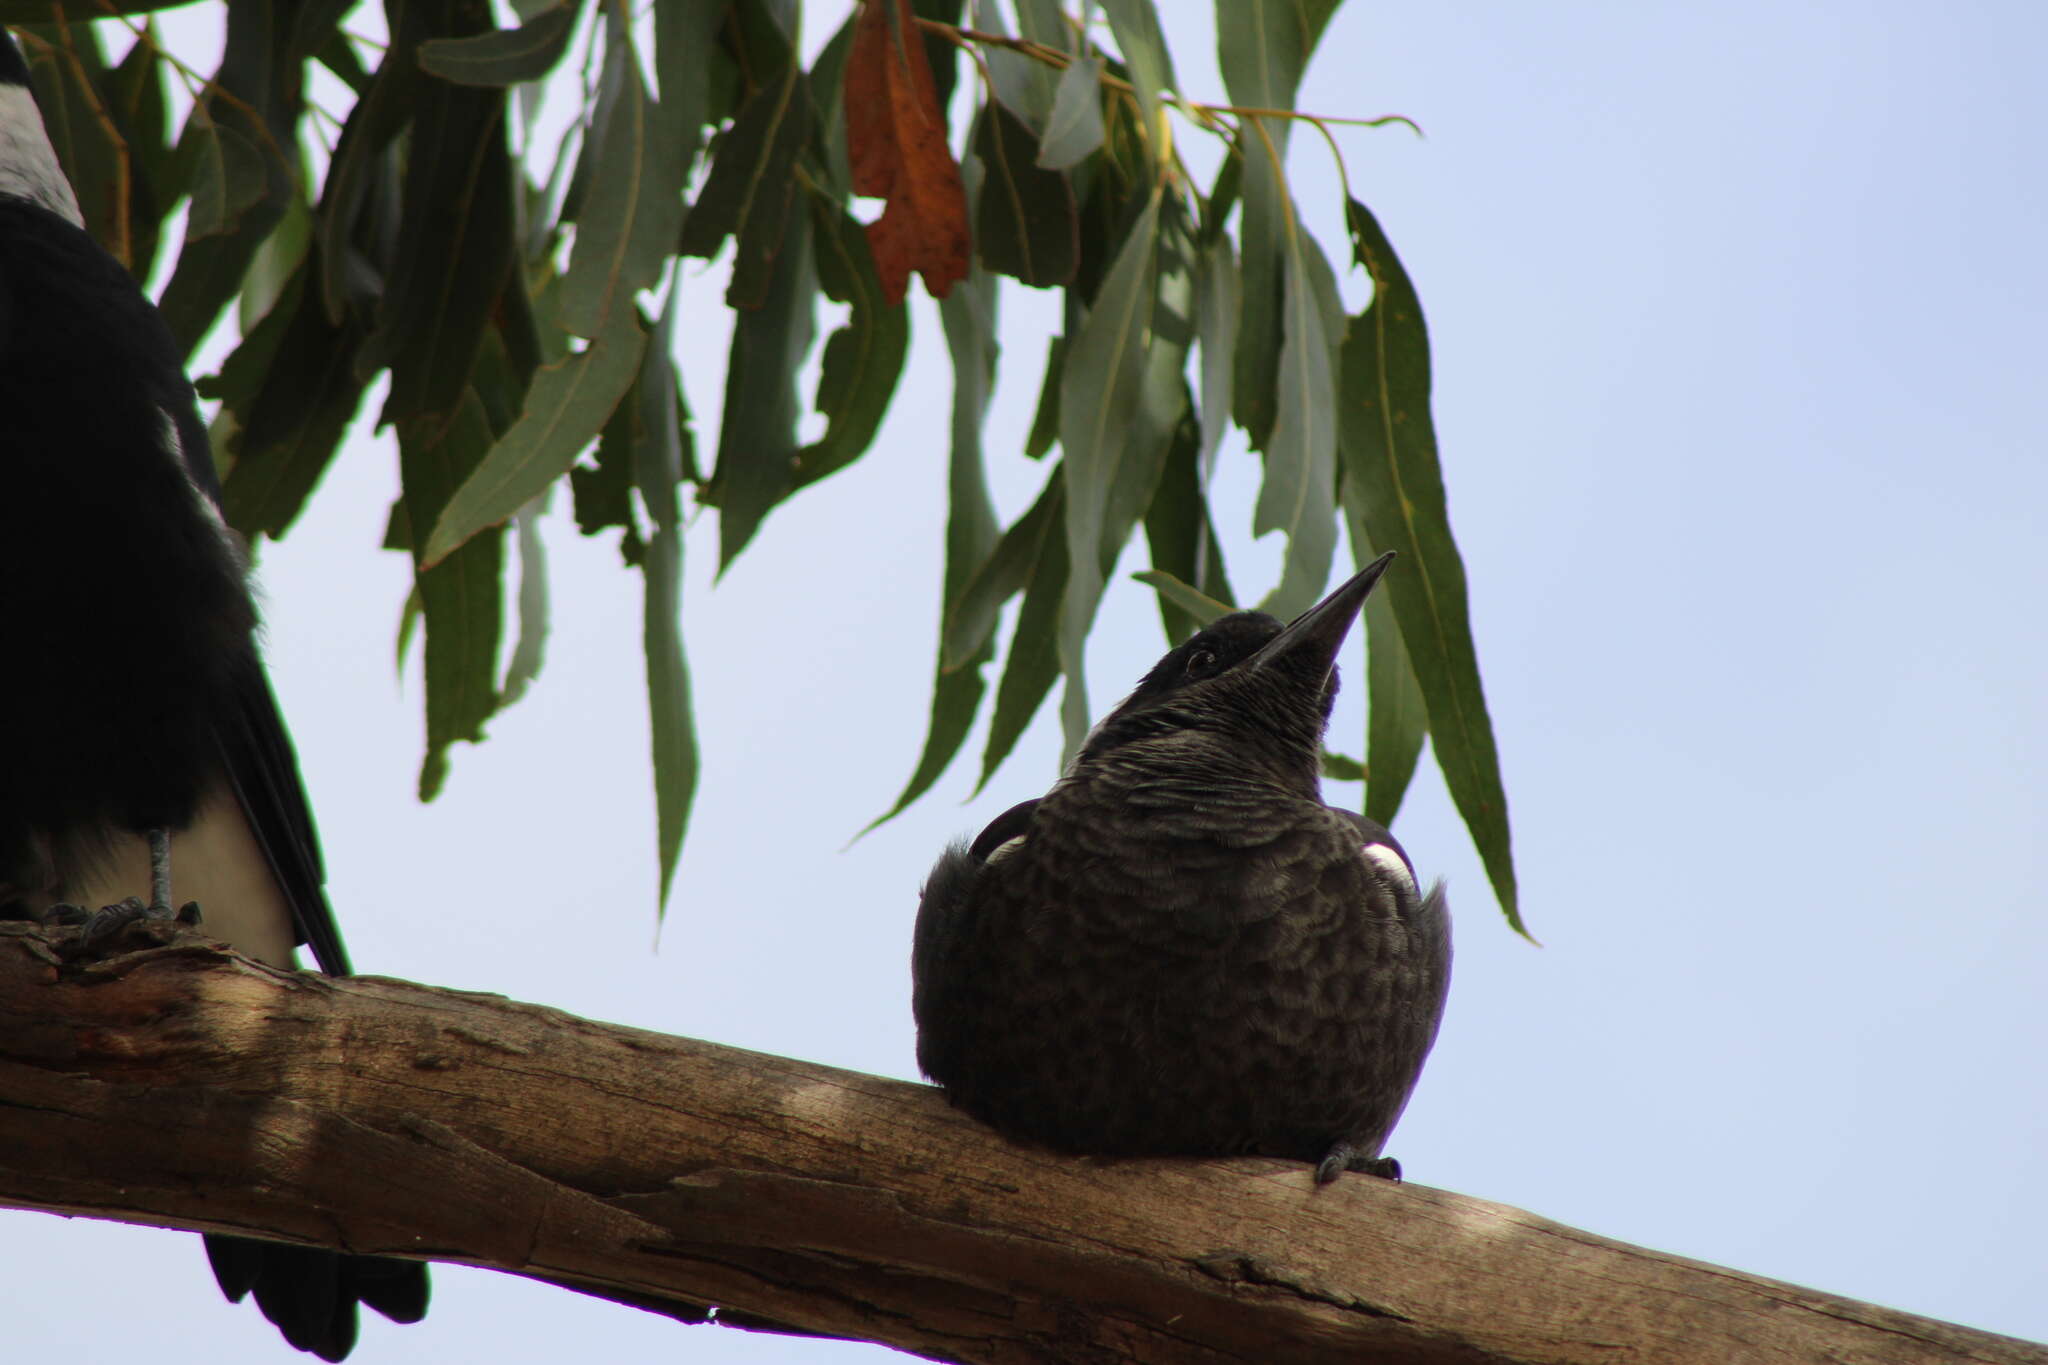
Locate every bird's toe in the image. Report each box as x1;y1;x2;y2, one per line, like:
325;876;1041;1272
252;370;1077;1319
65;896;182;956
1313;1141;1403;1184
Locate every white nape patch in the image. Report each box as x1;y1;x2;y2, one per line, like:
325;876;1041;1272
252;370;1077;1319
1362;842;1418;899
0;84;85;227
984;835;1026;865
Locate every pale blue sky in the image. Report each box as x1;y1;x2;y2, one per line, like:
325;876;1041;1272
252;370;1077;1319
9;2;2045;1360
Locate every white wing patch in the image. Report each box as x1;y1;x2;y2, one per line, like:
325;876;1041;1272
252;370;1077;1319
1362;841;1418;899
0;84;86;227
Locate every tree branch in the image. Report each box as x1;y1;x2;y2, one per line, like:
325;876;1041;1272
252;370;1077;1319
0;921;2037;1365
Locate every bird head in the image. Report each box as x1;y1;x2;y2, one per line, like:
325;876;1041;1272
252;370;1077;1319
1077;552;1396;786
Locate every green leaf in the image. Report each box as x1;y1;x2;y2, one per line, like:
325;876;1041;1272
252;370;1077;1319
554;11;687;339
468;303;537;434
1337;197;1522;933
1353;520;1428;827
570;412;637;538
1140;416;1235;641
707;207;817;570
418;1;580;86
423;311;647;567
979;494;1068;788
400;389;506;801
1193;233;1239;479
1024;335;1065;458
155;0;299;356
1253;229;1340;618
942;464;1063;670
108;26;172;281
1053;188;1196;753
1039;55;1104;169
868;266;1005;828
973;0;1058;128
374;65;516;431
632;279;698;912
1199;143;1241;244
501;488;553;706
795;201;909;487
215;243;372;539
183;107;269;241
974;98;1078;288
1132;568;1232;630
1320;749;1365;783
1099;0;1178;145
1056;187;1162;752
314;28;373;94
654;0;725;180
1227;133;1284;452
676;64;814;308
238;164;313;335
1216;0;1339;450
1215;0;1338;115
315;0;439;323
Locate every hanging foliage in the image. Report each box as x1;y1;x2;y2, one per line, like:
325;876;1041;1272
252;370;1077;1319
5;0;1522;934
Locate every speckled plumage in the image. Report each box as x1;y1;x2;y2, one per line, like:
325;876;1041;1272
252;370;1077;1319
914;557;1451;1180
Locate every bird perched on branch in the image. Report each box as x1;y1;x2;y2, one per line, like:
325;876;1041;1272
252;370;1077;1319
914;554;1450;1182
0;32;428;1360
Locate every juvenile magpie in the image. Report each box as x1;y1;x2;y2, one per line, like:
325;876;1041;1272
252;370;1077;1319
1;32;428;1359
914;554;1450;1182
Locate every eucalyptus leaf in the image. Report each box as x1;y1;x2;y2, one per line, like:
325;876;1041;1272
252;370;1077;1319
555;15;686;339
633;278;698;912
401;390;506;802
868;266;1004;828
1039;55;1105;169
1253;231;1340;619
974;100;1078;288
1099;0;1178;145
1337;196;1522;933
423;311;647;567
418;2;580;87
708;208;818;570
1132;568;1232;629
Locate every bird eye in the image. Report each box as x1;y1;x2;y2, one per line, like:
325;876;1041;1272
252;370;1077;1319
1186;648;1219;678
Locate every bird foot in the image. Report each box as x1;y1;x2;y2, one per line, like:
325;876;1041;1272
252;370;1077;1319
64;896;202;956
1313;1142;1402;1185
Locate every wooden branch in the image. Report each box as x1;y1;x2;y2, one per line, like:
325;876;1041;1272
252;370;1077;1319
0;921;2038;1365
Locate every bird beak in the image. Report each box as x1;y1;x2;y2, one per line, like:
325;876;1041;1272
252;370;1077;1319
1248;551;1396;681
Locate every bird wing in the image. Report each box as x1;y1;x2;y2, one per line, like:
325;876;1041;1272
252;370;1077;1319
1337;808;1452;1026
216;661;350;975
141;241;349;976
968;797;1040;861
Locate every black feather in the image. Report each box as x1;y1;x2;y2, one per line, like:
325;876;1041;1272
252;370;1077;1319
2;31;425;1356
914;557;1452;1180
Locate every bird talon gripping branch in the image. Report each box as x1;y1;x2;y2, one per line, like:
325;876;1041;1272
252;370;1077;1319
915;554;1452;1185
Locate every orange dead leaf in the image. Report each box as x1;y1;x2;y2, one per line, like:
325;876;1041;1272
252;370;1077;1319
844;0;970;305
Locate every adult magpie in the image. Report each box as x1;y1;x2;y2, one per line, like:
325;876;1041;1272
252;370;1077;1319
914;554;1451;1182
1;32;428;1359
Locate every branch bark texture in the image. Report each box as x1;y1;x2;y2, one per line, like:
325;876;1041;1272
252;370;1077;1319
0;921;2037;1365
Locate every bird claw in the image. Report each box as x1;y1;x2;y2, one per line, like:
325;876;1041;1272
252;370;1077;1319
1313;1142;1403;1184
65;895;197;956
